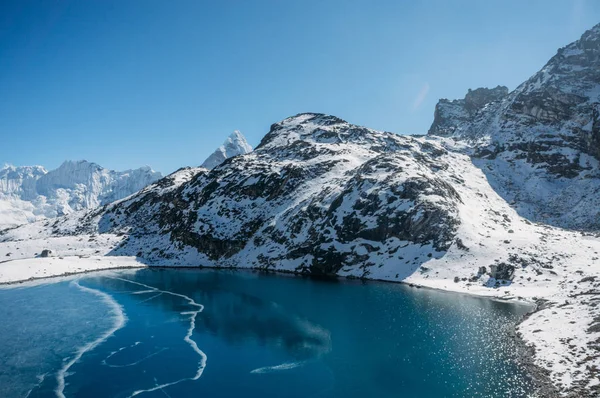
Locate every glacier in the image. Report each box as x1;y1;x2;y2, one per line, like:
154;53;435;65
0;161;162;230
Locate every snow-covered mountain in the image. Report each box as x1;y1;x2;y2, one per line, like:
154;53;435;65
201;130;253;169
0;161;162;229
39;115;464;272
428;23;600;230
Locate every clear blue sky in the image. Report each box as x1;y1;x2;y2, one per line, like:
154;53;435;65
1;0;599;174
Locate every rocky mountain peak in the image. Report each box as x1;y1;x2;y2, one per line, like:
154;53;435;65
257;113;350;149
57;159;101;171
425;22;600;230
256;113;407;156
572;22;600;55
201;130;253;170
225;130;253;153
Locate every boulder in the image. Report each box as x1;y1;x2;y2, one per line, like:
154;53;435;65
489;263;515;281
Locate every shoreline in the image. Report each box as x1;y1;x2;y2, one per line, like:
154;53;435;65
2;259;536;305
512;299;561;398
0;264;147;287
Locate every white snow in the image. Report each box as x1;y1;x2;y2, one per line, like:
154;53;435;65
0;162;162;230
201;130;253;170
0;233;145;284
2;113;599;395
0;255;145;285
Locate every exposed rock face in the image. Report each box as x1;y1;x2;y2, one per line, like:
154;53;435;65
201;130;253;170
428;86;509;136
464;86;510;113
429;23;600;230
489;263;515;281
0;161;162;229
5;23;600;397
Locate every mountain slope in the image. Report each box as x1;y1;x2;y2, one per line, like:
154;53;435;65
201;130;253;170
0;161;162;229
428;23;600;230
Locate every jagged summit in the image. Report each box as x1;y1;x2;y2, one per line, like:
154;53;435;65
256;113;408;155
429;23;600;141
201;130;253;170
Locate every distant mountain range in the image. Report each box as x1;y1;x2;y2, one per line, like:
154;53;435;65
0;161;162;229
0;131;253;229
6;22;600;277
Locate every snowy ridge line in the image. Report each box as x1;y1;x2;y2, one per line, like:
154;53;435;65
55;279;127;398
107;277;207;397
7;23;600;394
201;130;253;170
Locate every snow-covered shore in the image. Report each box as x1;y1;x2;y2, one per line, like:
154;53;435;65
0;234;145;285
0;255;145;285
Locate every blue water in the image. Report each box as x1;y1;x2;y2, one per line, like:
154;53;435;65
0;268;534;397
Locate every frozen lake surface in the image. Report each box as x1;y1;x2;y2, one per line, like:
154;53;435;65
0;268;534;397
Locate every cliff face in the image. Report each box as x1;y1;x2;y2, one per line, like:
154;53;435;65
5;23;600;397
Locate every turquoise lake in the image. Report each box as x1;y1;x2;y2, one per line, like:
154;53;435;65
0;268;533;397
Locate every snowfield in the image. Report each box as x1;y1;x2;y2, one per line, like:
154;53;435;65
0;234;145;284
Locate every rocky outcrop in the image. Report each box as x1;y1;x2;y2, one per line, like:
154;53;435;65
4;22;600;398
489;262;515;281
